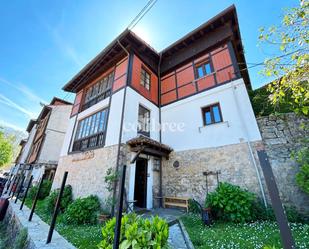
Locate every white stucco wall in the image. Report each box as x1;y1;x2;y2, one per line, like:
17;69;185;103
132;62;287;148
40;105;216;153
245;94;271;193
122;87;160;143
38;105;72;163
161;78;262;151
19;124;37;163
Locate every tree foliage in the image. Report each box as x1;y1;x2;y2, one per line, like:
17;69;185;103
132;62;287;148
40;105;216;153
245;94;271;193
259;0;309;116
0;130;13;167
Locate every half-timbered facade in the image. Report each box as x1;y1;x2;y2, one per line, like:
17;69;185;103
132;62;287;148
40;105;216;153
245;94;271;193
10;98;72;187
53;6;265;209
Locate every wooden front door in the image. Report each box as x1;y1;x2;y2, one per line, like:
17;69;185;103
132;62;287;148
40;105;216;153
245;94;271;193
134;158;148;208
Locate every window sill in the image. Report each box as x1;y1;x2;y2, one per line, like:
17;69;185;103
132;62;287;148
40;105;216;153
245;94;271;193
68;144;105;155
198;121;229;133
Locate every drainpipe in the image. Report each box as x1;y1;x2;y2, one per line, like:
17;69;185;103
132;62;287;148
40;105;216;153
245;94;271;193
231;81;267;207
111;40;130;216
158;53;163;208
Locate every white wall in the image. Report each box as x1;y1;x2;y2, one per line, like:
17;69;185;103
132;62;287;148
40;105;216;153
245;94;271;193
19;124;37;163
38;105;72;163
122;87;160;143
161;79;262;151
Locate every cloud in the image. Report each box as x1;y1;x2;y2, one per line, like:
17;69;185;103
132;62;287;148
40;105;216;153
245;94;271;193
0;77;47;105
0;120;25;132
0;93;36;119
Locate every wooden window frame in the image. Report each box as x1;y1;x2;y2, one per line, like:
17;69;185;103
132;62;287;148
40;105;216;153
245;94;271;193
201;103;223;126
140;66;151;90
137;104;150;137
72;108;108;152
195;60;213;79
82;71;114;111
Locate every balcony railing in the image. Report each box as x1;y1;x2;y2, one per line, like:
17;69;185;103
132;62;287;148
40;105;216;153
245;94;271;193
72;132;105;152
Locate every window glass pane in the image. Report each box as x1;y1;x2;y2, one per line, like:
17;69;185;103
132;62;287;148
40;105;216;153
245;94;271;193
93;112;100;134
213;105;222;123
197;66;204;78
90;114;97;135
138;105;150;133
99;110;106;131
204;63;212;74
205;111;212;125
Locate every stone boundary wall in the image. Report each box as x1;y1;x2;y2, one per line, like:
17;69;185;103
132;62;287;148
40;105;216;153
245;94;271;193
257;113;309;213
3;200;75;249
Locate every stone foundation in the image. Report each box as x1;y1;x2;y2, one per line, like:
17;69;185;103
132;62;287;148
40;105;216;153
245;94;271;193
162;142;264;204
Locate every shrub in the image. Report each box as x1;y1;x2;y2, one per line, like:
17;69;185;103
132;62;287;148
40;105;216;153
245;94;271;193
188;199;201;214
205;182;255;223
292;143;309;194
45;185;72;214
13;228;28;249
251;199;275;221
98;213;169;249
64;195;100;225
27;180;52;200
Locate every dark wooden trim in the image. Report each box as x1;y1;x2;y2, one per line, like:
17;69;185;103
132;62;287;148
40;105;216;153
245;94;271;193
201;103;223;126
140;65;151;91
128;85;159;107
174;70;179;99
208;52;218;85
227;41;240;78
161;76;240;107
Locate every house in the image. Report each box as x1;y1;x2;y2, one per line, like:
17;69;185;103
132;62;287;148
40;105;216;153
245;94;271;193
10;97;72;187
52;5;265;209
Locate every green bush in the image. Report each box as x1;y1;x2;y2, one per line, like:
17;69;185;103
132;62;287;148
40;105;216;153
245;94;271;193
251;199;275;221
27;180;52;200
205;182;255;223
13;228;28;249
293;145;309;195
188;199;201;214
64;195;100;225
45;185;72;214
98;213;169;249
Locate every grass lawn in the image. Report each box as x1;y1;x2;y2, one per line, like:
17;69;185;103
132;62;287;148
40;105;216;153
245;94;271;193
25;199;102;249
181;214;309;249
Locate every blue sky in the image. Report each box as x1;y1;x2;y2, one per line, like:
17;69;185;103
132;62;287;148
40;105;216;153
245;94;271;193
0;0;298;131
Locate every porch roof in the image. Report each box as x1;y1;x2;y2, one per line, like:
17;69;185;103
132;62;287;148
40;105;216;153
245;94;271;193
127;135;173;158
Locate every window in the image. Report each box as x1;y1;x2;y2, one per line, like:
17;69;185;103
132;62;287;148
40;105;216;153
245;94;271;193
82;71;114;111
196;61;213;79
72;109;108;152
140;67;150;90
137;105;150;137
201;103;222;126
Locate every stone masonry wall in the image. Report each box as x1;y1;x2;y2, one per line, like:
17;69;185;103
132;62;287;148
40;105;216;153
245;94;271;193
162;142;264;204
257;113;309;213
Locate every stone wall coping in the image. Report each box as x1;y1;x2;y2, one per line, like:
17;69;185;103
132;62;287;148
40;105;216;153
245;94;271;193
7;200;76;249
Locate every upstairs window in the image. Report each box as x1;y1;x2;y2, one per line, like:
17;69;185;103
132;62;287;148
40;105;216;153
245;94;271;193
202;103;222;126
72;109;108;152
140;67;150;90
137;105;150;137
196;61;213;79
82;71;114;111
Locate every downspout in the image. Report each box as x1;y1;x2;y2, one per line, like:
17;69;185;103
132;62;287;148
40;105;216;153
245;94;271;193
231;81;267;207
111;40;130;216
158;53;163;207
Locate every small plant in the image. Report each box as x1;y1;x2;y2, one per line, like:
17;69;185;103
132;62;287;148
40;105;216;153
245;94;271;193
27;180;52;200
45;185;73;213
64;195;100;225
98;213;169;249
104;168;118;214
13;228;28;249
206;182;255;223
188;199;201;214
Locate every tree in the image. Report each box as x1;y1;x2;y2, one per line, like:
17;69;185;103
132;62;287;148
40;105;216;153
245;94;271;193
259;0;308;116
259;0;309;195
0;130;13;167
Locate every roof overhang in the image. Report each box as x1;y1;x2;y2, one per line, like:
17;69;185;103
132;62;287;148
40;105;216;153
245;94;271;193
50;97;72;105
62;30;159;93
26;119;37;133
127;135;173;159
160;5;251;88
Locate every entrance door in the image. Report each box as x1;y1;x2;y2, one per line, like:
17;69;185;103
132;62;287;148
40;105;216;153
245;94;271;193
134;158;148;208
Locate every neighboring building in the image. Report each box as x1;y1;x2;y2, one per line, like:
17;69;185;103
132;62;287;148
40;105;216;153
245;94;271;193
9;97;72;187
52;5;265;209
